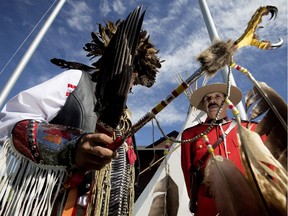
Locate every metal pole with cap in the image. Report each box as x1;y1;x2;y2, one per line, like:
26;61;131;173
198;0;247;120
0;0;66;108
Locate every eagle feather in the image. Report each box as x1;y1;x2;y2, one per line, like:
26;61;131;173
238;125;287;216
245;82;288;168
148;175;179;216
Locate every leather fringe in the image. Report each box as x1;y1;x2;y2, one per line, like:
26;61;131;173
0;138;67;216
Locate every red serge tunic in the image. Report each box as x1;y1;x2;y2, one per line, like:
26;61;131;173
181;118;260;216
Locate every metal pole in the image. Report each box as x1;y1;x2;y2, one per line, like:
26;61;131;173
0;0;66;108
198;0;247;120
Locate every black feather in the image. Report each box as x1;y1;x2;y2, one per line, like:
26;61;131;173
95;6;145;129
50;58;97;73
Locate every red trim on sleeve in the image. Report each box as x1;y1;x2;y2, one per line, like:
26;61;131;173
66;83;77;96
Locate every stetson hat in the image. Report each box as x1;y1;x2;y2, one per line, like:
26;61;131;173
190;83;242;111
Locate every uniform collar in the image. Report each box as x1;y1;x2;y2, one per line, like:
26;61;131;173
205;116;230;124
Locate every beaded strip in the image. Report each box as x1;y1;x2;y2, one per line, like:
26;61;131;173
230;62;248;75
225;98;240;117
27;120;44;164
203;134;214;155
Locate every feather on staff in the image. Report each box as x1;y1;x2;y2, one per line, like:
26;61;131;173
238;124;287;216
245;82;288;168
228;8;288;214
204;155;268;216
204;98;287;216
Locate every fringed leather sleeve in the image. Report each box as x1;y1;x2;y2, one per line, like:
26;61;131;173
12;119;85;167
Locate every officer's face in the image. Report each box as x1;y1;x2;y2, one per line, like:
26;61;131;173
203;92;227;119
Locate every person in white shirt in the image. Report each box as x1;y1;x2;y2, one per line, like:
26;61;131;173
0;6;163;216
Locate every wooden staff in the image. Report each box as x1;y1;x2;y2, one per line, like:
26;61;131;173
107;66;206;151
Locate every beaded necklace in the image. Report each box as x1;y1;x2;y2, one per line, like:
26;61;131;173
201;98;240;157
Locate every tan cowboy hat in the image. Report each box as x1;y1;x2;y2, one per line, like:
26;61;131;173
190;83;242;111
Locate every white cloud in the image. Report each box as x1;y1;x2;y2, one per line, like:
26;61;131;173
27;74;51;87
128;92;188;127
100;0;111;16
66;1;93;31
112;0;126;15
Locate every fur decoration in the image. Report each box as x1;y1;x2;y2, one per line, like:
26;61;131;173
197;40;237;76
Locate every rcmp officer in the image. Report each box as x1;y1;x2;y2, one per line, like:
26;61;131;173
181;83;266;216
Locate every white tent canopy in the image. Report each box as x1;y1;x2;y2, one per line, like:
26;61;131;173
134;108;207;215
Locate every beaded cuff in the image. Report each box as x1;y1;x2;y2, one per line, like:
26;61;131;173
13;120;44;163
12;120;85;167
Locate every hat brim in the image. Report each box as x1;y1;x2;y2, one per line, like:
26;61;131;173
190;83;242;111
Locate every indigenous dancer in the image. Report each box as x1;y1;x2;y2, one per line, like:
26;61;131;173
0;6;163;216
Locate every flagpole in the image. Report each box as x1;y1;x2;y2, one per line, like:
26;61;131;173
0;0;66;108
198;0;247;120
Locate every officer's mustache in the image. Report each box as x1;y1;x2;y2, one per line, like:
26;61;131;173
208;102;219;108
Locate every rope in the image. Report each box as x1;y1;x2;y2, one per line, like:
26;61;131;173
139;143;181;176
0;0;58;76
148;119;157;166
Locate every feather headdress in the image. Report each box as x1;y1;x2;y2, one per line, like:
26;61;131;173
51;6;164;131
51;15;163;88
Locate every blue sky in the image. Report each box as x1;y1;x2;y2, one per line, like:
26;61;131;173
0;0;287;146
